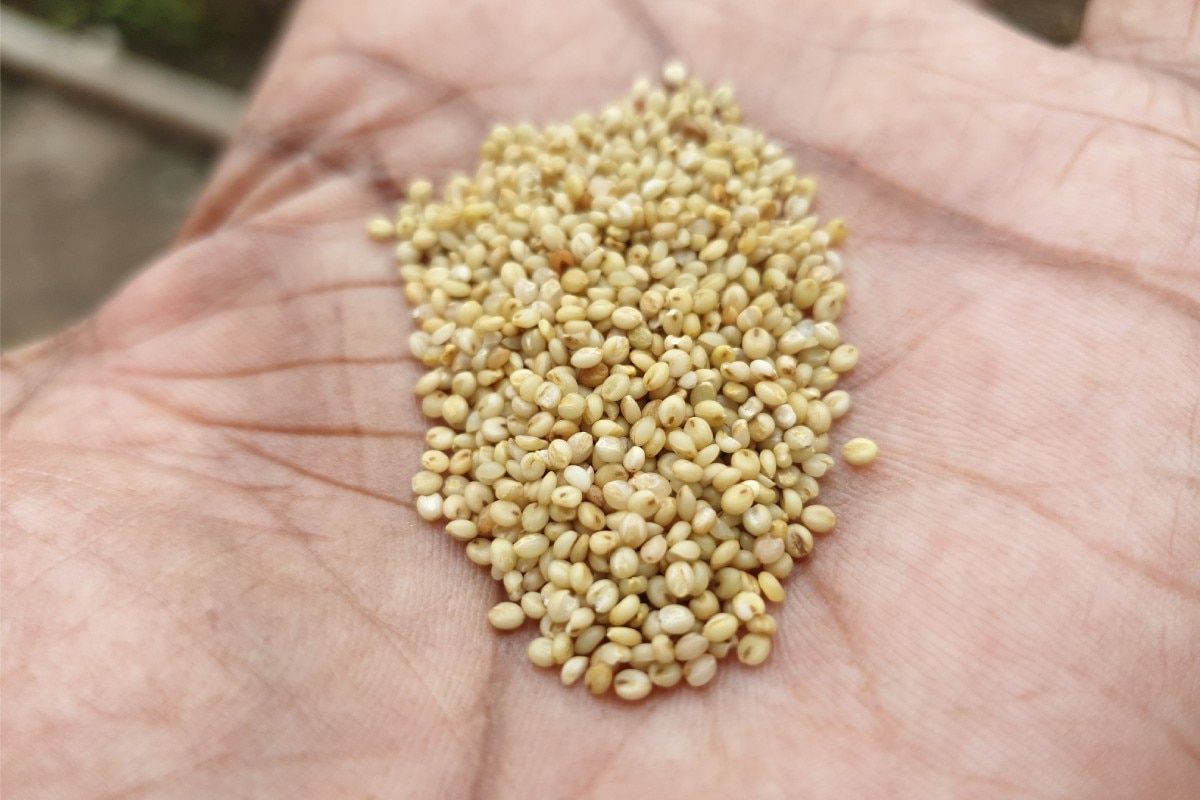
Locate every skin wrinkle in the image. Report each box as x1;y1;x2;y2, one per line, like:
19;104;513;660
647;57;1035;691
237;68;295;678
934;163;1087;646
4;546;255;701
890;718;1065;800
5;499;276;606
902;54;1200;153
804;578;896;738
786;138;1200;316
331;2;664;101
1100;59;1200;91
925;456;1200;601
98;748;245;800
1;448;287;507
29;422;419;527
1189;174;1200;254
319;37;485;104
840;605;1091;794
105;700;441;800
464;639;502;800
10;475;284;595
114;382;427;440
194;45;491;236
613;0;672;64
1165;476;1192;560
1081;0;1200;90
85;240;285;357
852;294;978;386
239;276;405;313
113;354;417;381
182;37;477;237
860;49;1200;161
1062;659;1200;767
0;324;97;437
1053;123;1106;187
231;438;412;510
106;740;447;800
188;126;385;240
294;538;469;743
877;454;1199;669
8;484;314;796
216;137;395;233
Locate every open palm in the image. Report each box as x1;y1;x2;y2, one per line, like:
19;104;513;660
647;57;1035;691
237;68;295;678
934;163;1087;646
4;0;1198;797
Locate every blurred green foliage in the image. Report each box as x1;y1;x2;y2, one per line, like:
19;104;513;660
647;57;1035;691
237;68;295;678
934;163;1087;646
20;0;206;46
7;0;291;88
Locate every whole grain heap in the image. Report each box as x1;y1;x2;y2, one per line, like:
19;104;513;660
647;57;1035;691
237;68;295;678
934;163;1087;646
374;62;877;701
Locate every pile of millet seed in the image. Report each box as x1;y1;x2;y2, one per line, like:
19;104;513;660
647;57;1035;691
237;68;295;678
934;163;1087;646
373;62;877;701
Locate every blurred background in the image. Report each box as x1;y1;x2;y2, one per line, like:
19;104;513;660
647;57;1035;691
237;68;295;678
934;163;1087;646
0;0;1089;349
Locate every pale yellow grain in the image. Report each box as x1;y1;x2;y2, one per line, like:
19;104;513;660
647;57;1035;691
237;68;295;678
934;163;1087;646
683;653;718;687
585;662;613;695
561;655;589;686
747;612;778;636
609;593;641;626
649;661;683;688
367;215;395;240
445;519;478;542
614;668;653;701
842;437;879;466
828;344;859;373
607;626;643;647
799;504;836;534
528;636;556;668
513;533;551;558
758;571;785;603
702;612;739;643
674;632;710;661
658;604;696;635
731;591;766;622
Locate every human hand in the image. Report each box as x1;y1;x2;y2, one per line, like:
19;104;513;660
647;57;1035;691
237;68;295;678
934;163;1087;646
3;0;1198;796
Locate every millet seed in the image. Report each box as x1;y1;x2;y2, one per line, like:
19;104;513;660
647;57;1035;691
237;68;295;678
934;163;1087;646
842;437;880;466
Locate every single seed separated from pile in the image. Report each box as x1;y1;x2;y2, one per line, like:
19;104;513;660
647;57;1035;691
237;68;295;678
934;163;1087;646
377;61;877;701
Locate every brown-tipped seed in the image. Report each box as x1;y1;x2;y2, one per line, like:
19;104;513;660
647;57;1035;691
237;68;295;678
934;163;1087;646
731;591;766;621
649;661;683;688
721;482;758;516
737;633;772;666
